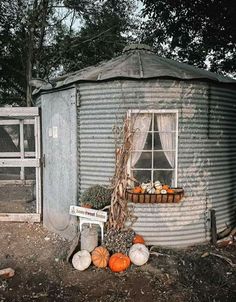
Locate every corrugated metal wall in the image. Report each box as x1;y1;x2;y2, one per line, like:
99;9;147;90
77;79;236;247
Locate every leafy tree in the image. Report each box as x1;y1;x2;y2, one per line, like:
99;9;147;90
0;0;138;106
141;0;236;75
0;0;71;106
60;0;138;72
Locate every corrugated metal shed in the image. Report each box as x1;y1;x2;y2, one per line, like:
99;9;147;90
77;79;236;247
37;44;236;247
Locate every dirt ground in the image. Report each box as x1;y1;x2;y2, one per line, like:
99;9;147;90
0;222;236;302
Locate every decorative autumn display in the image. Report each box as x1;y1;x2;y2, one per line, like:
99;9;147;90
109;253;131;272
133;234;145;244
104;228;135;255
126;180;184;204
80;185;112;209
129;244;150;266
72;250;91;271
91;246;110;268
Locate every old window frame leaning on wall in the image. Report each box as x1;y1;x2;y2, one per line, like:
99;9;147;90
0;107;41;222
127;109;178;187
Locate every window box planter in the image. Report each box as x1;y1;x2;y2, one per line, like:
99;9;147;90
125;188;184;204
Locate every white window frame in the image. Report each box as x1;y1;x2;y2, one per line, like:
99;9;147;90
127;109;179;187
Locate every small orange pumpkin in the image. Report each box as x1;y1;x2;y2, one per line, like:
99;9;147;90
81;203;92;209
109;253;130;272
92;246;110;268
133;186;142;193
162;185;169;190
167;188;174;194
133;234;145;244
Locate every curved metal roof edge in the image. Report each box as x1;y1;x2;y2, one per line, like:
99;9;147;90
33;49;236;95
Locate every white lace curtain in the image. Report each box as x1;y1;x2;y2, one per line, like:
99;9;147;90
156;114;176;168
131;114;151;168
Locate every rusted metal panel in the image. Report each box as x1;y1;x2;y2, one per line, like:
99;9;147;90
77;79;236;247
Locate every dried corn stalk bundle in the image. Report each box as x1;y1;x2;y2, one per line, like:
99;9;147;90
108;117;134;229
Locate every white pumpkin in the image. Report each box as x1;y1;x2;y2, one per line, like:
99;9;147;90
147;187;155;194
161;189;167;194
72;250;91;271
154;180;161;187
141;182;150;191
129;243;149;266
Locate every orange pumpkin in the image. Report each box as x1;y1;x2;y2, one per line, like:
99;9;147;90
92;246;110;268
162;185;169;190
167;188;174;194
133;234;145;244
133;186;142;193
109;253;130;272
82;203;92;209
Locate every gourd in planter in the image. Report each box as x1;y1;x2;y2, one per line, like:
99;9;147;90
92;246;110;268
72;250;91;271
109;253;130;272
129;244;149;266
132;234;145;244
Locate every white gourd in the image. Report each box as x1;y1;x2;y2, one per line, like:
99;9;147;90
161;189;167;194
129;243;149;266
154;180;161;187
72;250;91;271
147;187;155;194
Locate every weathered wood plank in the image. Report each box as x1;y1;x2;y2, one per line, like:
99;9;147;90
0;107;39;117
0;119;34;125
0;158;40;167
0;152;35;158
0;213;40;222
0;180;35;185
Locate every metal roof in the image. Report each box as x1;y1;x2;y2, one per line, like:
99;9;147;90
36;44;236;92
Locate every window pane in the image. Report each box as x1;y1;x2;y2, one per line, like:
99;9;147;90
132;151;152;169
153;170;174;186
0;125;20;152
132;170;151;184
154;113;176;131
0;167;36;213
154;132;176;150
154;151;175;169
24;124;35;152
131;114;152;152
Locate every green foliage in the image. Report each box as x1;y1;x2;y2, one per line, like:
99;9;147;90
60;0;138;72
141;0;236;76
80;185;113;209
0;0;137;106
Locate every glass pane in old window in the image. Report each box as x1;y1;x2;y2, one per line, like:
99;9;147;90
0;125;20;153
154;151;175;169
154;132;176;151
132;151;152;169
0;167;36;213
153;170;174;187
24;124;35;152
132;170;151;184
154;113;176;131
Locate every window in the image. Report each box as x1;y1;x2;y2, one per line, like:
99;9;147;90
128;110;178;187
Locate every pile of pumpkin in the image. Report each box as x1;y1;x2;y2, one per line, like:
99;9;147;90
132;180;174;195
71;234;149;273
